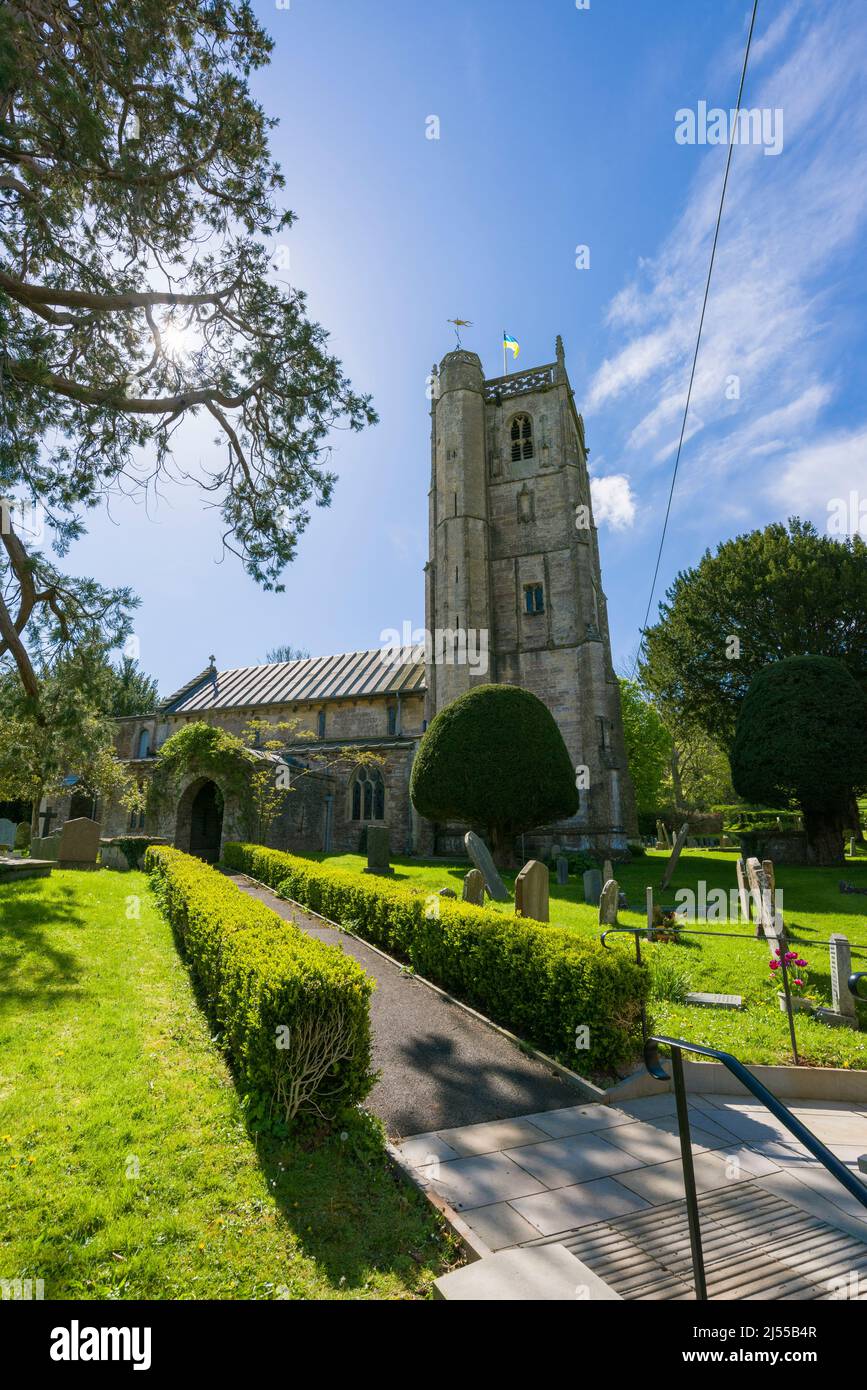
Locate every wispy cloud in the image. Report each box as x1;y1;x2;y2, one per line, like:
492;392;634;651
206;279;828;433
585;0;867;538
591;474;637;531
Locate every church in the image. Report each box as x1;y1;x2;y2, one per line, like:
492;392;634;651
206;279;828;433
97;337;637;861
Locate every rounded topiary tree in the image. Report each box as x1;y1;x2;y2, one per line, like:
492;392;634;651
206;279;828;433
730;656;867;866
410;684;578;866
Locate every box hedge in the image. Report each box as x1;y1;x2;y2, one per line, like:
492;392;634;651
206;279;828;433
222;842;648;1074
145;846;374;1123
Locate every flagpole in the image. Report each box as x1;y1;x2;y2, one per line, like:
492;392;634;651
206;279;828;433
503;330;507;377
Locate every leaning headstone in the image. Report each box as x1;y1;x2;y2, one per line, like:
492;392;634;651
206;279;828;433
363;825;394;876
598;878;619;926
746;857;776;941
462;868;485;906
660;822;689;891
736;857;752;926
582;868;602;906
57;817;102;868
464;831;510;902
555;855;569;886
646;886;655;941
0;817;15;849
515;860;549;923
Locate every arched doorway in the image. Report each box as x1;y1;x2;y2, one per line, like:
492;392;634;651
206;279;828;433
176;778;224;862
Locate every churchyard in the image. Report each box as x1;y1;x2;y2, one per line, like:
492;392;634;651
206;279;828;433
300;846;867;1070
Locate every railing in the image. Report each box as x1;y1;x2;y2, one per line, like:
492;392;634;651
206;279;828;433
643;1033;867;1299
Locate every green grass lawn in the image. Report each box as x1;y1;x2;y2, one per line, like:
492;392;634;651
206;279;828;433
308;848;867;1070
0;869;457;1300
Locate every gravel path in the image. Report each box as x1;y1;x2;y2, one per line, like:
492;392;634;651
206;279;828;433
227;873;584;1139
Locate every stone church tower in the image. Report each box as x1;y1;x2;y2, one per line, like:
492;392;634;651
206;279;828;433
424;338;636;851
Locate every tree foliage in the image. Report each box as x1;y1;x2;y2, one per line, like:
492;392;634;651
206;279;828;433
105;655;159;716
618;678;671;817
409;685;578;863
0;0;375;702
730;656;867;865
641;520;867;747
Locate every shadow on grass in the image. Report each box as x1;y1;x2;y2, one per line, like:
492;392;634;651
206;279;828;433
0;882;86;1010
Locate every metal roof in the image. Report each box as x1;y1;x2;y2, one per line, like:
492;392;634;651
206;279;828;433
161;647;427;713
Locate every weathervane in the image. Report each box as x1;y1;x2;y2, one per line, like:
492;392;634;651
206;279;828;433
447;317;473;347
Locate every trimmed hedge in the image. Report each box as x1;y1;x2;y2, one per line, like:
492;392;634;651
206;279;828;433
145;847;374;1122
223;843;648;1074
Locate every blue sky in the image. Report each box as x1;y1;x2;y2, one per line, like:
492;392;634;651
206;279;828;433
65;0;867;694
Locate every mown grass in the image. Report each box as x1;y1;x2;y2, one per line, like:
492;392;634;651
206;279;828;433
0;869;457;1300
307;849;867;1069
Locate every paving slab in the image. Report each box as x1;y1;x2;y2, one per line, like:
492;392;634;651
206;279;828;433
434;1116;551;1157
510;1176;651;1236
613;1149;760;1206
600;1117;731;1163
503;1131;646;1188
434;1243;622;1301
417;1150;547;1210
518;1103;633;1139
460;1201;544;1252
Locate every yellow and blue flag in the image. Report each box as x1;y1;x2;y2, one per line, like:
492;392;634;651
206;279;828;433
503;332;520;359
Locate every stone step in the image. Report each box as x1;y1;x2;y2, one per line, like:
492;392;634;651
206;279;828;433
434;1244;622;1301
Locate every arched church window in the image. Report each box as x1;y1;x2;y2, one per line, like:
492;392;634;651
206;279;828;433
510;413;534;461
351;766;385;821
137;728;151;759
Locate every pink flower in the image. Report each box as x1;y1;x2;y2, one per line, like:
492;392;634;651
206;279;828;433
784;951;798;962
796;958;808;968
769;959;780;970
793;979;804;988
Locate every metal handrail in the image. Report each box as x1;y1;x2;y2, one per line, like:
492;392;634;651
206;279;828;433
644;1033;867;1300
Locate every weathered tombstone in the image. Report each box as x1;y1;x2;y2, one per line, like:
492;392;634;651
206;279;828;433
363;825;394;876
57;817;102;868
464;831;510;902
515;859;549;923
555;855;569;886
746;857;776;942
598;878;619;926
660;822;689;891
438;887;456;898
32;832;61;861
736;857;752;926
602;858;614;885
582;867;602;907
815;934;859;1029
462;868;485;906
0;817;15;849
646;886;655;941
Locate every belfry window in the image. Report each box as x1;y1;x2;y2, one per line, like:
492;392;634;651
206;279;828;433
524;583;544;615
510;414;534;461
351;766;385;821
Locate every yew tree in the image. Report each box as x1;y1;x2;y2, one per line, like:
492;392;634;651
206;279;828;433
730;657;867;866
0;0;374;708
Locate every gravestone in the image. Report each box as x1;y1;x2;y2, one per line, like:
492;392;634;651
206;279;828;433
515;859;549;923
57;817;102;868
32;832;61;861
746;857;777;942
686;992;743;1010
438;887;456;898
582;868;602;907
464;831;510;902
598;878;619;926
660;822;689;891
555;856;569;886
736;857;752;925
646;886;655;941
462;868;485;906
602;858;614;885
363;825;394;876
0;817;16;849
814;934;859;1030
